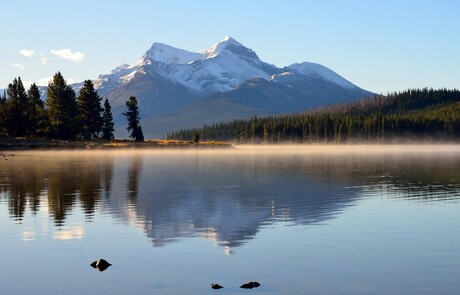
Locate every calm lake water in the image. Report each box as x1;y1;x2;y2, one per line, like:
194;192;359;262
1;145;459;294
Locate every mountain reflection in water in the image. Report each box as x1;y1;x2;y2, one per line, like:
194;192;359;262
0;148;459;251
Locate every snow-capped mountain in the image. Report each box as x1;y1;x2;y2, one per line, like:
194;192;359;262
95;36;278;99
94;63;139;95
28;36;371;138
287;62;358;89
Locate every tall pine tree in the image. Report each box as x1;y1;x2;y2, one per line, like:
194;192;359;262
5;77;28;137
123;96;144;142
101;98;115;140
26;83;46;137
46;72;79;139
77;80;103;139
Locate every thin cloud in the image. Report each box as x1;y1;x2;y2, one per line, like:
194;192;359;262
40;53;48;65
51;49;85;62
11;64;25;70
19;49;35;58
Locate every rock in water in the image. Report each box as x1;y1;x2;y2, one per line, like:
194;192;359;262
240;281;261;289
211;283;224;289
90;258;112;272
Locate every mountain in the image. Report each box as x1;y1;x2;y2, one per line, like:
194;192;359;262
37;36;374;138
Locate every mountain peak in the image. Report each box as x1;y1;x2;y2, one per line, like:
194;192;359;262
221;35;242;46
143;42;202;65
202;36;254;60
110;63;130;74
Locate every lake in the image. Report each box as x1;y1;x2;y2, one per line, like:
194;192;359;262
1;145;459;294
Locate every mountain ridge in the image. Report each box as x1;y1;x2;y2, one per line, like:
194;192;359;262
28;36;373;138
97;36;372;137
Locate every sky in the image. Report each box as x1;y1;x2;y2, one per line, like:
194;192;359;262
1;0;459;93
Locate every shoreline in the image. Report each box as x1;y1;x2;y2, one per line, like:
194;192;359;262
1;137;459;152
0;138;233;151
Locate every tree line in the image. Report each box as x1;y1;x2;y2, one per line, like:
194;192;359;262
0;72;144;141
167;88;460;143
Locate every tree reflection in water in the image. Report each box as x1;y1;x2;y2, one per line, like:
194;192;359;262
0;153;114;225
127;155;143;205
0;150;459;250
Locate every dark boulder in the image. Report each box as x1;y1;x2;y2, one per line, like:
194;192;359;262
211;283;224;289
240;281;261;289
90;258;112;272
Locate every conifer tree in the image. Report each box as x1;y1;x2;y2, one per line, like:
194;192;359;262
136;125;145;142
193;132;200;143
101;98;115;140
77;80;103;139
123;96;144;141
45;72;79;139
26;83;45;137
5;77;28;137
0;91;7;135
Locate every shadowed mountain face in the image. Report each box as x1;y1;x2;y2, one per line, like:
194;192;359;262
1;150;459;252
64;36;373;138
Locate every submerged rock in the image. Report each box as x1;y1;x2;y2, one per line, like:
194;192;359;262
240;281;260;289
211;283;224;289
90;258;112;272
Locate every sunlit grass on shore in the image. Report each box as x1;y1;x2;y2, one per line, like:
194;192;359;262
0;137;231;150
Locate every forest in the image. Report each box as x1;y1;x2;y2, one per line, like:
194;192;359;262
167;88;460;143
0;73;115;140
1;73;144;142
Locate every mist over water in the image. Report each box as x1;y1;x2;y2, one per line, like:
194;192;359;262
233;144;460;154
0;145;459;294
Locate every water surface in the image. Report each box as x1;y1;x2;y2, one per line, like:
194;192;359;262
1;145;459;294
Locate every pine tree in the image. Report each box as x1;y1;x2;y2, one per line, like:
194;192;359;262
136;125;145;142
193;132;200;143
77;80;103;139
5;77;28;137
101;98;115;140
123;96;144;141
0;91;7;135
46;72;79;139
26;83;45;137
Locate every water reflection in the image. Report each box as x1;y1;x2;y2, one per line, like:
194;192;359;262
0;150;459;252
0;154;114;225
52;225;85;241
127;155;143;204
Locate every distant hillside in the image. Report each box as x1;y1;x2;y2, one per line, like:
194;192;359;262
167;88;460;143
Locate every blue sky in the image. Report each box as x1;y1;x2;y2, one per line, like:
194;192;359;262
1;0;459;93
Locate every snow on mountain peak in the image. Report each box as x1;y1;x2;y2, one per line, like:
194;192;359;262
94;62;140;95
91;36;365;103
110;63;130;74
222;35;243;46
143;42;203;65
288;62;357;89
201;36;246;59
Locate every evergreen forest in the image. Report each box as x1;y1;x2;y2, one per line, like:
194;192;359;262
167;89;460;143
0;73;115;140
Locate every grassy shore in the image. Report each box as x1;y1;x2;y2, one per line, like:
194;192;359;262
0;137;232;150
